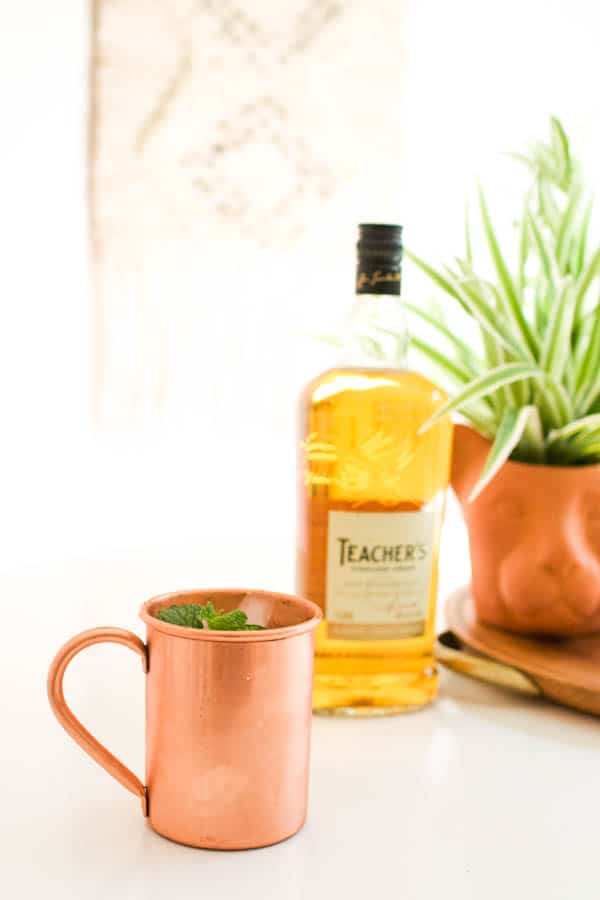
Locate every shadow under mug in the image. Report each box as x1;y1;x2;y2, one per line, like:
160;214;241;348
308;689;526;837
47;588;322;850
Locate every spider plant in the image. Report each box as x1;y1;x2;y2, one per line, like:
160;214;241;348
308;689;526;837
404;118;600;499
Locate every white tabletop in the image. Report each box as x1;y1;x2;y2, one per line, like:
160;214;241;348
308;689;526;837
3;551;599;900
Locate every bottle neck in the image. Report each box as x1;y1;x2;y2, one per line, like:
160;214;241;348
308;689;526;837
339;291;409;369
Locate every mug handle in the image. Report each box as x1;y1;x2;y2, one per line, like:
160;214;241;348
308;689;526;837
47;627;149;816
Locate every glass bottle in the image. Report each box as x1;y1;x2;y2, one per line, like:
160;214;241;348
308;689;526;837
297;224;453;716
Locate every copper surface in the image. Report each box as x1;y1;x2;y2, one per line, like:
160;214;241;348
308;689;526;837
47;627;149;814
48;588;321;849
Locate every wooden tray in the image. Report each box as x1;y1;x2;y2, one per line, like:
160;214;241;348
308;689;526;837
436;586;600;717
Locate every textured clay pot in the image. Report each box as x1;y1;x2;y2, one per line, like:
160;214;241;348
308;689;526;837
451;424;600;637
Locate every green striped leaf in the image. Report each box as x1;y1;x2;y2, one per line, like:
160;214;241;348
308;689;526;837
418;362;542;433
480;330;510;412
556;185;583;271
518;198;531;290
577;298;600;327
534;278;549;334
410;336;499;424
547;414;600;446
540;374;574;426
574;199;593;278
469;407;538;501
455;405;497;439
518;406;545;461
550;117;571;187
574;244;600;321
527;211;561;287
465;204;473;265
539;278;576;381
479;187;539;358
410;336;473;387
452;271;528;357
404;302;481;376
406;251;468;311
574;301;600;409
577;375;600;417
549;429;600;464
538;179;561;233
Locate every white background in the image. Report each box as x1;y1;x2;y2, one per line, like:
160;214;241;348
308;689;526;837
2;5;600;896
2;1;600;585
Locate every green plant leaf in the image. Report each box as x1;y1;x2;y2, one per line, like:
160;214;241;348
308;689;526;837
465;203;473;265
536;374;573;427
538;179;561;233
418;362;542;433
506;151;536;170
410;336;498;424
469;406;537;501
404;302;481;375
573;244;600;321
574;301;600;410
517;405;545;461
573;199;593;278
403;120;598;481
547;414;600;446
527;211;561;287
479;187;539;358
478;325;530;408
577;299;600;328
577;376;600;418
518;197;531;291
556;185;583;271
409;336;473;386
549;437;600;463
454;405;497;439
550;116;571;187
548;426;600;464
451;271;528;357
406;251;467;310
539;278;576;382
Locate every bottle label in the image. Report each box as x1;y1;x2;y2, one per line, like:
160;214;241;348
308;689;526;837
355;268;401;295
325;509;434;640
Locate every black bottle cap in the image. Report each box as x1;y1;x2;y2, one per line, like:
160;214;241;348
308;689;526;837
356;223;403;295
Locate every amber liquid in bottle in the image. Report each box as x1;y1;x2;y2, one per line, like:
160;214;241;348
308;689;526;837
297;225;453;716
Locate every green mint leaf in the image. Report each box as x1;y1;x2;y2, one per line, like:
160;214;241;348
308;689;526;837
156;601;265;631
197;601;217;622
207;609;251;630
207;609;266;631
156;604;205;628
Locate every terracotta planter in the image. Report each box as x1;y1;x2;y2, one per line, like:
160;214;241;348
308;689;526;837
451;424;600;637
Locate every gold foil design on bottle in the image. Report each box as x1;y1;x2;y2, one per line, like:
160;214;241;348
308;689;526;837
356;270;401;291
303;429;417;502
335;431;416;502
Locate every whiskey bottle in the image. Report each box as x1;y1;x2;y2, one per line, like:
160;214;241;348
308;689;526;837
297;224;453;716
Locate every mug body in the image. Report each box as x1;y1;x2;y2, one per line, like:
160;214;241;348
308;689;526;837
141;589;320;849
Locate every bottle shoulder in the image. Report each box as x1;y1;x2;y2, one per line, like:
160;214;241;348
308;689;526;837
300;366;448;409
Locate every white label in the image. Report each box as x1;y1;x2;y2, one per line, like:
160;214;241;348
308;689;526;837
325;510;435;640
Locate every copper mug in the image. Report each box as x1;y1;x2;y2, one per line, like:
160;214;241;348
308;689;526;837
48;588;321;850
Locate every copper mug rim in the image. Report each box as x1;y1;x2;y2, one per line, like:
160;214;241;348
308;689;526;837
140;587;322;642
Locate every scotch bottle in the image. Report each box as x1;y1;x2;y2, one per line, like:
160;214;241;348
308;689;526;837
297;224;453;716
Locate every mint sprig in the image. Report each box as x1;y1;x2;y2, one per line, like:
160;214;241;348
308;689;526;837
156;601;265;631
